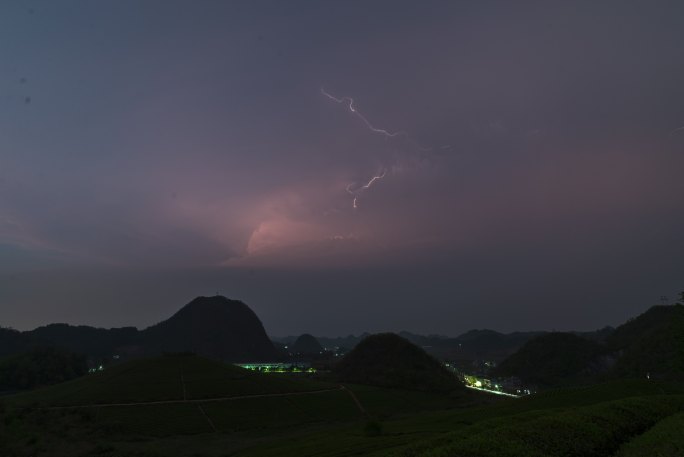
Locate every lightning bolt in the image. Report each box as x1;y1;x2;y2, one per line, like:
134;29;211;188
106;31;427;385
321;88;407;139
360;169;387;189
346;169;387;209
321;86;436;209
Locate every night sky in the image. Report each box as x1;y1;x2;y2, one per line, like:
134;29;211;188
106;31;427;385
1;1;683;336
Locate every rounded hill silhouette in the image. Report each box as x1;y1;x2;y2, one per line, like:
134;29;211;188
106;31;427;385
334;333;463;392
142;296;278;362
291;334;323;354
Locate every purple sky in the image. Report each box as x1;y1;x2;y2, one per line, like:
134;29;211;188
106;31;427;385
1;1;683;336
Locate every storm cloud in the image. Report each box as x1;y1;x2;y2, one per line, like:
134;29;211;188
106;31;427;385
1;1;683;335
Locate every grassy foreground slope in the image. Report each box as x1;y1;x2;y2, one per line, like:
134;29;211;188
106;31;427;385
390;395;684;457
617;411;684;457
0;354;479;457
238;378;684;457
3;354;684;457
9;354;327;407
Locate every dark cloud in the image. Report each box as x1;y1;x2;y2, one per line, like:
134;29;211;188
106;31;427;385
1;1;683;333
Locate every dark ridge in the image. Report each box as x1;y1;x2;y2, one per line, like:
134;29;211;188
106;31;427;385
607;304;684;379
0;347;87;391
0;327;30;357
29;324;138;357
8;296;279;364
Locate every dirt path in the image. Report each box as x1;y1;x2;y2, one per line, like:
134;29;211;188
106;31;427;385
44;387;344;409
340;385;369;418
179;362;188;401
197;404;217;432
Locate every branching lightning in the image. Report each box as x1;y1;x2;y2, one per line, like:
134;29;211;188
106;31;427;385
320;88;407;139
321;86;434;209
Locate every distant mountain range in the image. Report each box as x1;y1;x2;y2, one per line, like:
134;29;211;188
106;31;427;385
0;296;278;362
3;295;682;386
273;328;611;364
4;304;558;365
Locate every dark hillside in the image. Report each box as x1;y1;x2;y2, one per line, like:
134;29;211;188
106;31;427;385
9;354;325;407
28;324;138;357
290;334;323;355
142;296;279;362
0;347;87;391
608;304;684;378
334;333;463;392
2;297;280;364
453;329;544;359
492;332;608;387
0;327;30;357
608;305;684;351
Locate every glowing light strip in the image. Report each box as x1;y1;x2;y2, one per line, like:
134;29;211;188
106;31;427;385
465;385;520;397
